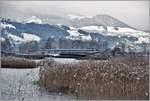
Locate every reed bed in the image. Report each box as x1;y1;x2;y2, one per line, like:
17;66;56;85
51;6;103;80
39;57;149;100
1;56;36;68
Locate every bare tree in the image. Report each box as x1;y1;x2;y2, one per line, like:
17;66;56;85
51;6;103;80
45;37;54;49
59;37;69;49
19;41;39;53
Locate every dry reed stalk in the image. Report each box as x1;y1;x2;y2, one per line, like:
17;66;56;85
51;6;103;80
39;57;149;100
1;56;36;68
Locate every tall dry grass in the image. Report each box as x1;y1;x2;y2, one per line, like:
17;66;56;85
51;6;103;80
1;56;36;68
39;57;149;100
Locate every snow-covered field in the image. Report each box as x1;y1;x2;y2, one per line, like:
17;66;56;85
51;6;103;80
51;58;78;64
0;68;74;101
33;57;79;64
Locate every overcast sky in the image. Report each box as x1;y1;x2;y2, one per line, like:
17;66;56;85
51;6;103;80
0;1;149;31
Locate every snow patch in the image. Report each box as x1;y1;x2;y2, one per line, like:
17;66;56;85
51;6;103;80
26;16;42;24
1;23;16;29
22;33;41;42
68;15;93;20
81;34;92;41
135;37;149;44
80;25;149;38
7;34;24;42
1;37;5;41
6;33;41;43
68;15;85;20
107;27;137;33
80;26;104;32
67;30;81;37
69;26;76;30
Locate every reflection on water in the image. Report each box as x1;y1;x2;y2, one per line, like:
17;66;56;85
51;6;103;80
0;67;74;101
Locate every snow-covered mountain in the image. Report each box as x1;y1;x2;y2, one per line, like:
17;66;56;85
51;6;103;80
78;25;149;51
79;26;149;44
26;14;132;28
68;14;132;28
1;18;149;53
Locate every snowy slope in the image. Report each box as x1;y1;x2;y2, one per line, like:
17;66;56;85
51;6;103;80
80;26;149;37
67;30;81;37
22;33;41;42
78;25;149;52
81;34;92;41
80;26;104;32
67;27;92;41
107;27;149;38
5;33;41;43
7;34;24;43
79;26;149;43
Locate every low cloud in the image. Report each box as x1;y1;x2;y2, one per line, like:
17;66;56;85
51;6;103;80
0;1;149;31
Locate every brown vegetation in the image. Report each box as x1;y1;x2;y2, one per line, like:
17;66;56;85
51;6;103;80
1;56;36;68
39;57;149;100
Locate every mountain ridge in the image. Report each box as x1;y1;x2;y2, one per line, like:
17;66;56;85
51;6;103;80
69;14;132;28
0;17;149;53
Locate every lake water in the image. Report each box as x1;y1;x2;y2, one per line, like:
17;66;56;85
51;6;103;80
0;58;77;101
